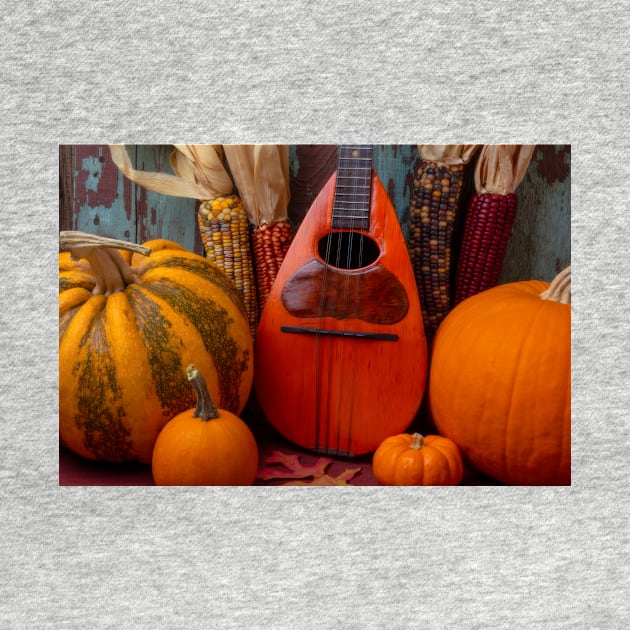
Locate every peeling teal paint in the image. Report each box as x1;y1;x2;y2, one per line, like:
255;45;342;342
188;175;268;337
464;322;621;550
81;155;103;192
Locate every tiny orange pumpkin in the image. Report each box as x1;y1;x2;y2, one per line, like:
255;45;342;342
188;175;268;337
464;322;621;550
152;364;259;486
372;432;464;486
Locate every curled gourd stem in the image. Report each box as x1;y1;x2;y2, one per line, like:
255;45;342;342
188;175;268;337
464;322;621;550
410;433;425;450
60;231;151;255
540;266;571;304
187;364;220;421
59;231;151;296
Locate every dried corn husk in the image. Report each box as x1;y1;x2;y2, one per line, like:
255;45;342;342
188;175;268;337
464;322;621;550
109;144;232;199
417;144;479;165
224;145;292;313
223;145;290;226
474;144;536;195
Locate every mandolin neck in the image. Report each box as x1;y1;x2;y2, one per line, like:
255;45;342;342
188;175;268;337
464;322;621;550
331;145;373;230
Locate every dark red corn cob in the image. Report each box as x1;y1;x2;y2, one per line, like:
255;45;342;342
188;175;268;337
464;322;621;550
408;160;465;339
453;192;517;305
251;220;293;315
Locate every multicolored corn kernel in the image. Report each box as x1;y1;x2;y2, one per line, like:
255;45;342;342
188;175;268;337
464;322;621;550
453;192;517;305
197;195;258;337
251;220;293;314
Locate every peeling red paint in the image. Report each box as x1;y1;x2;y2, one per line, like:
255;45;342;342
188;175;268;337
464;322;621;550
137;183;149;243
123;174;133;221
82;147;119;209
536;145;570;184
73;145;130;219
73;147;90;217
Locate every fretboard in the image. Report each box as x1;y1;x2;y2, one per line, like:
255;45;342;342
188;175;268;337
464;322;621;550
331;145;373;230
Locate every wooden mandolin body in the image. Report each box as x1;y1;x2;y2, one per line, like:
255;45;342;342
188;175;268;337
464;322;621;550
255;168;427;457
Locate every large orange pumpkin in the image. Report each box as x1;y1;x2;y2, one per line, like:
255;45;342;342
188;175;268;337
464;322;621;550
429;267;571;485
59;231;253;464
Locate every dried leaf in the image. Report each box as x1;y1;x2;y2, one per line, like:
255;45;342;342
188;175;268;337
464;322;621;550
284;468;362;486
257;451;332;480
257;451;362;486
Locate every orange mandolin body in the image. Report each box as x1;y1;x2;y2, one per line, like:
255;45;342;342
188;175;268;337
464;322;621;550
255;161;427;457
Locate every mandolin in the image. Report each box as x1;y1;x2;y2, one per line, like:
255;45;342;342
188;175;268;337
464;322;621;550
255;145;427;457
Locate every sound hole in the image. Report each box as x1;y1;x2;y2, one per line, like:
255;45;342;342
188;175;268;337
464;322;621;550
317;231;380;270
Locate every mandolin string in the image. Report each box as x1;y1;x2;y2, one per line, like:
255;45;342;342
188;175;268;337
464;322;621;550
334;147;355;454
335;144;371;455
332;145;353;454
316;209;334;452
345;144;371;455
314;146;343;452
346;145;368;454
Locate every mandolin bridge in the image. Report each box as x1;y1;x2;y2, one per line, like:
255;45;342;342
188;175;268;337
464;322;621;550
280;326;399;341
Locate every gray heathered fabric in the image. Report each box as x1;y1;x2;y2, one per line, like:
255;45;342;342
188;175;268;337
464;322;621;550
1;1;629;628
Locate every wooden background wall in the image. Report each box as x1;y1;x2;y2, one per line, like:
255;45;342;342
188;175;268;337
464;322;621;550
59;144;570;284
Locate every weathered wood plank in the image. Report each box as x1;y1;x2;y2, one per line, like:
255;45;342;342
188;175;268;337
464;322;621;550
501;145;571;282
71;144;136;239
372;144;419;238
133;145;202;253
59;145;75;231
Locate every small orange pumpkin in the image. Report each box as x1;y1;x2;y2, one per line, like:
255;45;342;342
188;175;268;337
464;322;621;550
372;432;464;486
152;364;259;486
429;267;571;485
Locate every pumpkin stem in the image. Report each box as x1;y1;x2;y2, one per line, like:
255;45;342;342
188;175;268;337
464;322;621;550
187;364;220;421
540;266;571;304
59;231;151;296
410;433;425;449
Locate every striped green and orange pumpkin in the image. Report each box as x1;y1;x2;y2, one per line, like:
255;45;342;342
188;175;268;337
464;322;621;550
59;231;253;464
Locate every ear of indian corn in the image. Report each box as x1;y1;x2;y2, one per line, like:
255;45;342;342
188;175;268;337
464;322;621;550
453;192;517;304
251;220;293;313
408;160;465;339
453;144;536;305
197;195;258;336
407;145;478;340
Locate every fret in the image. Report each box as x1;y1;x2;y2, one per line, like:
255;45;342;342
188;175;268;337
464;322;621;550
331;216;368;221
333;145;373;226
333;213;369;217
333;201;370;207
